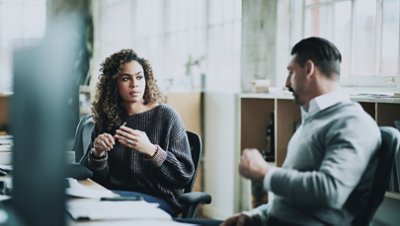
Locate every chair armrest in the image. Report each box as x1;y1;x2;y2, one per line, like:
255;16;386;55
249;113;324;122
178;192;212;218
178;191;212;205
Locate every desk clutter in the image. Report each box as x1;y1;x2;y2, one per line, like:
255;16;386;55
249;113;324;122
67;198;172;221
65;178;195;225
0;135;12;165
66;178;171;221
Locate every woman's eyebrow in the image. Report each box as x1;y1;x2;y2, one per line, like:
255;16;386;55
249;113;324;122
120;71;143;76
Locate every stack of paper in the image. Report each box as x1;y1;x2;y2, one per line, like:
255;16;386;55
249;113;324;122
0;135;12;165
67;199;172;221
66;178;176;224
66;178;117;199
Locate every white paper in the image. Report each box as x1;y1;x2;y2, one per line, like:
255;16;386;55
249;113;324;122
66;178;117;199
67;199;172;221
0;164;12;171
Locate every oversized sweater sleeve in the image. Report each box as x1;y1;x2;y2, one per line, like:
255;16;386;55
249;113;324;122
145;107;195;188
268;109;381;209
80;129;110;185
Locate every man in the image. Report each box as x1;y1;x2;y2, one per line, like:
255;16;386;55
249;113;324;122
222;37;381;226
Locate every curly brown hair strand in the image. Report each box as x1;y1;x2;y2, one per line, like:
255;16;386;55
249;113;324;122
92;49;163;132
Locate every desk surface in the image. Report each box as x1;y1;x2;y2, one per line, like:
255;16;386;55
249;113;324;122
68;179;194;226
0;177;194;226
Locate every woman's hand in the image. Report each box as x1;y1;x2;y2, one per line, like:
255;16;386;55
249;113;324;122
93;133;115;157
114;124;156;157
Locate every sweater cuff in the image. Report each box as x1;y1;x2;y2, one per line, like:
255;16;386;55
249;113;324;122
146;145;167;167
249;204;269;225
88;150;108;170
263;167;277;191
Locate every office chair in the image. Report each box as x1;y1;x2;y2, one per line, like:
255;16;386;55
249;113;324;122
178;131;212;218
72;115;211;218
72;114;94;162
351;126;400;226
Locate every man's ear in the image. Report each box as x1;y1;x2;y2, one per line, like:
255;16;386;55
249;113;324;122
304;60;315;77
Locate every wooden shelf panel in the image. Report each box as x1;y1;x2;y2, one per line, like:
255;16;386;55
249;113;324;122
376;103;400;127
358;102;376;120
0;95;10;126
240;99;274;152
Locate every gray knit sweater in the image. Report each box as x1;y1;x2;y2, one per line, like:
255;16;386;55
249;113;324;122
254;101;381;225
81;104;194;212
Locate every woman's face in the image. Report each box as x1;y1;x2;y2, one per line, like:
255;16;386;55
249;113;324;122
117;60;146;104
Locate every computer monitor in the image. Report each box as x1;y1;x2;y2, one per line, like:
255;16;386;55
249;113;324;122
9;14;83;226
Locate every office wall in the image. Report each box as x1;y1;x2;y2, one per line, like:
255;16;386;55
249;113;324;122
241;0;277;92
203;92;239;219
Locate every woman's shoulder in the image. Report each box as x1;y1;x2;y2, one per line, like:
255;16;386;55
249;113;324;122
157;104;180;116
156;104;185;126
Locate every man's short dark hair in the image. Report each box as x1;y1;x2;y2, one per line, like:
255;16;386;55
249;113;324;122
291;37;342;78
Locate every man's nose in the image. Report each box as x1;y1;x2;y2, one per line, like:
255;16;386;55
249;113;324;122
285;77;291;89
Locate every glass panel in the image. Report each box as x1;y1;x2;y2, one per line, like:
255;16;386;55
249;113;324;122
381;0;399;75
305;0;328;6
352;0;376;76
304;5;329;37
1;3;23;40
332;1;352;77
22;3;46;39
0;0;46;93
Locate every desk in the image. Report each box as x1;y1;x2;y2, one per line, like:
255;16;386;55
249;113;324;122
0;176;194;226
67;179;195;226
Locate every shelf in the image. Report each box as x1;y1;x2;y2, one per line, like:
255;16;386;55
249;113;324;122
240;92;293;100
239;93;400;210
350;95;400;104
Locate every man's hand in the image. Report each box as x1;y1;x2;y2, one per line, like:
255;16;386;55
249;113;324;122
221;211;261;226
239;148;270;181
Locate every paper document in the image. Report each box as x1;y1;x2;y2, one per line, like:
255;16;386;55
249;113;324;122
0;164;12;172
66;178;117;199
67;199;171;221
0;145;12;152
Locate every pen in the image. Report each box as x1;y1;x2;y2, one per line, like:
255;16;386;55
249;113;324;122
100;196;143;201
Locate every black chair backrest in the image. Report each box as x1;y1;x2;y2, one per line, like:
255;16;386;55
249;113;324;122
185;131;202;193
352;126;400;225
72;114;94;162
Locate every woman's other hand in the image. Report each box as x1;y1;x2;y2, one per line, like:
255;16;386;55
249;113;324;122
93;133;115;157
115;124;156;157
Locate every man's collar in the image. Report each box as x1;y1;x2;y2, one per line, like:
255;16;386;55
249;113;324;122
302;91;349;119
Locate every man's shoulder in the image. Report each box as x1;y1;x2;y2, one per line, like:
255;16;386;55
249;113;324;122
326;101;368;116
315;101;379;131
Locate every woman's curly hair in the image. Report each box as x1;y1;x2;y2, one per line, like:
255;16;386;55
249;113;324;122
92;49;163;132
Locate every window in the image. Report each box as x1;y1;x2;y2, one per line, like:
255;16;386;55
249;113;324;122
302;0;400;87
94;0;241;92
0;0;47;92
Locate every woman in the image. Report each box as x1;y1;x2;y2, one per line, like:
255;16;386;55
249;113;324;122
81;49;194;216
